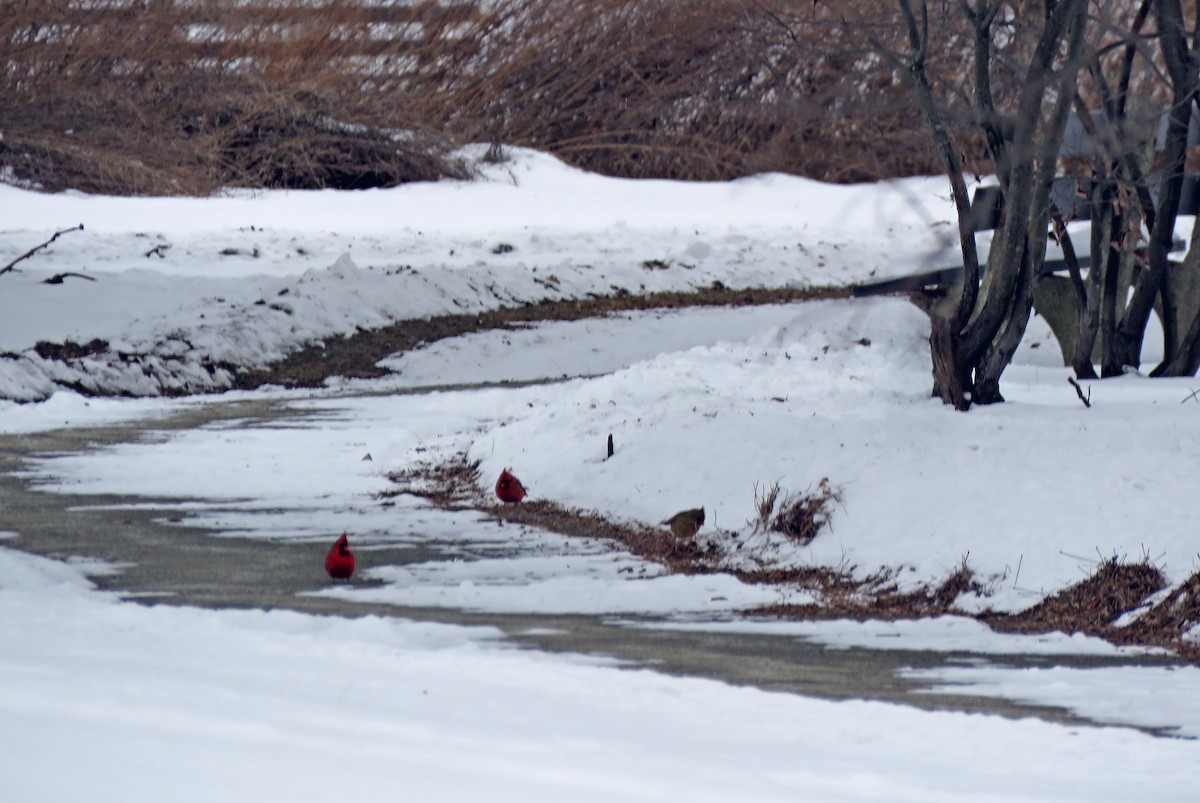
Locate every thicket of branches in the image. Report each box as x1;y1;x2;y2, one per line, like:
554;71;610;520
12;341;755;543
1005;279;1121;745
0;0;942;194
874;0;1200;397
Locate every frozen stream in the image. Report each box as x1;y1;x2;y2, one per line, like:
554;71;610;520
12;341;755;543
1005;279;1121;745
0;392;1184;734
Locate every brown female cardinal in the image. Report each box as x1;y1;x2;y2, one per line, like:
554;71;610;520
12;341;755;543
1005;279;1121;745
495;468;527;504
324;532;356;580
663;507;705;539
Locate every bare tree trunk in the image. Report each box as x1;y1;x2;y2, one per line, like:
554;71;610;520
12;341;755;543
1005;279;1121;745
913;288;970;410
1070;189;1109;379
967;0;1087;401
1113;0;1198;373
1160;211;1200;374
894;0;979;405
1065;5;1148;381
975;245;1034;404
1099;238;1127;376
1168;307;1200;374
893;0;1089;407
1153;0;1200;377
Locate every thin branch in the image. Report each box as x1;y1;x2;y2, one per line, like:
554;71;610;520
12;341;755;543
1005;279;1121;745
1067;375;1092;407
1115;0;1153;119
43;271;97;285
1052;213;1088;308
0;224;85;277
892;0;978;328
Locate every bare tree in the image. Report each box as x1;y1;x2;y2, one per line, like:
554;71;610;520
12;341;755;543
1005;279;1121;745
1037;1;1158;379
1030;0;1200;378
886;0;1089;408
1143;0;1200;376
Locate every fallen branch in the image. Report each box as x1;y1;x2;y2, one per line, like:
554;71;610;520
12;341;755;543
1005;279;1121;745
1067;375;1091;408
43;272;97;285
1182;387;1200;405
1;224;85;277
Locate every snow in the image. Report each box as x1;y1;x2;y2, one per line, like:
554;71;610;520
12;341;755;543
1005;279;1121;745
3;547;1198;803
0;146;962;400
3;146;1200;799
459;299;1200;613
904;662;1200;738
645;616;1153;658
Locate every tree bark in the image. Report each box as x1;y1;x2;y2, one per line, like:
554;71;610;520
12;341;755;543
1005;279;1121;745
968;0;1087;402
895;0;1090;407
1113;0;1198;373
1070;192;1108;378
961;0;1088;372
913;288;970;410
1167;305;1200;375
1160;221;1200;374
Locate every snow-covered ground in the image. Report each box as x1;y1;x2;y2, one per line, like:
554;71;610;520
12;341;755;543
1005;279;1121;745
0;146;958;400
4;147;1200;799
2;546;1197;803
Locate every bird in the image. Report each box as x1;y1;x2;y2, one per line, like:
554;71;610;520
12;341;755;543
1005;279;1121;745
324;532;356;580
663;507;705;539
495;468;527;504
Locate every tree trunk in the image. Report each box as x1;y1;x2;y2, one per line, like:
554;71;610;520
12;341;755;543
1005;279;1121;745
931;312;970;410
1113;0;1198;373
1071;184;1112;379
976;235;1037;403
1099;210;1125;376
910;286;971;409
1166;307;1200;375
895;0;1090;408
1160;239;1200;374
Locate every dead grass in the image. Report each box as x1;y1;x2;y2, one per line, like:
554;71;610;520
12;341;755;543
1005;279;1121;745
754;477;843;547
752;481;783;530
0;1;472;194
1122;570;1200;658
975;556;1200;657
983;557;1166;638
984;560;1200;659
386;455;484;509
750;558;987;621
884;557;987;615
381;457;1199;661
1127;571;1200;638
0;0;949;194
17;282;849;399
234;283;850;390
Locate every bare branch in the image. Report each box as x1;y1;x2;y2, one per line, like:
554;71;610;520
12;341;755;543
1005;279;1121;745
1067;375;1092;408
0;224;85;278
1052;213;1088;309
894;0;978;329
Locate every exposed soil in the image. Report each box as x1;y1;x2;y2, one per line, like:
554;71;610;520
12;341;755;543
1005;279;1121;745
387;456;1200;663
234;283;849;390
32;337;110;362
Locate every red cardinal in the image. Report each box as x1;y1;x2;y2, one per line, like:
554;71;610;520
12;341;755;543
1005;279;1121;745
495;468;527;504
324;532;356;580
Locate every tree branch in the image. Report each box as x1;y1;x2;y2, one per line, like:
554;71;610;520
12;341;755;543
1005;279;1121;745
0;224;85;277
894;0;980;330
961;0;1089;365
1067;375;1092;407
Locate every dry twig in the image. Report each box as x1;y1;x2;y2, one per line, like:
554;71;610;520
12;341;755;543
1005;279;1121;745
1067;375;1092;408
1;224;84;277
